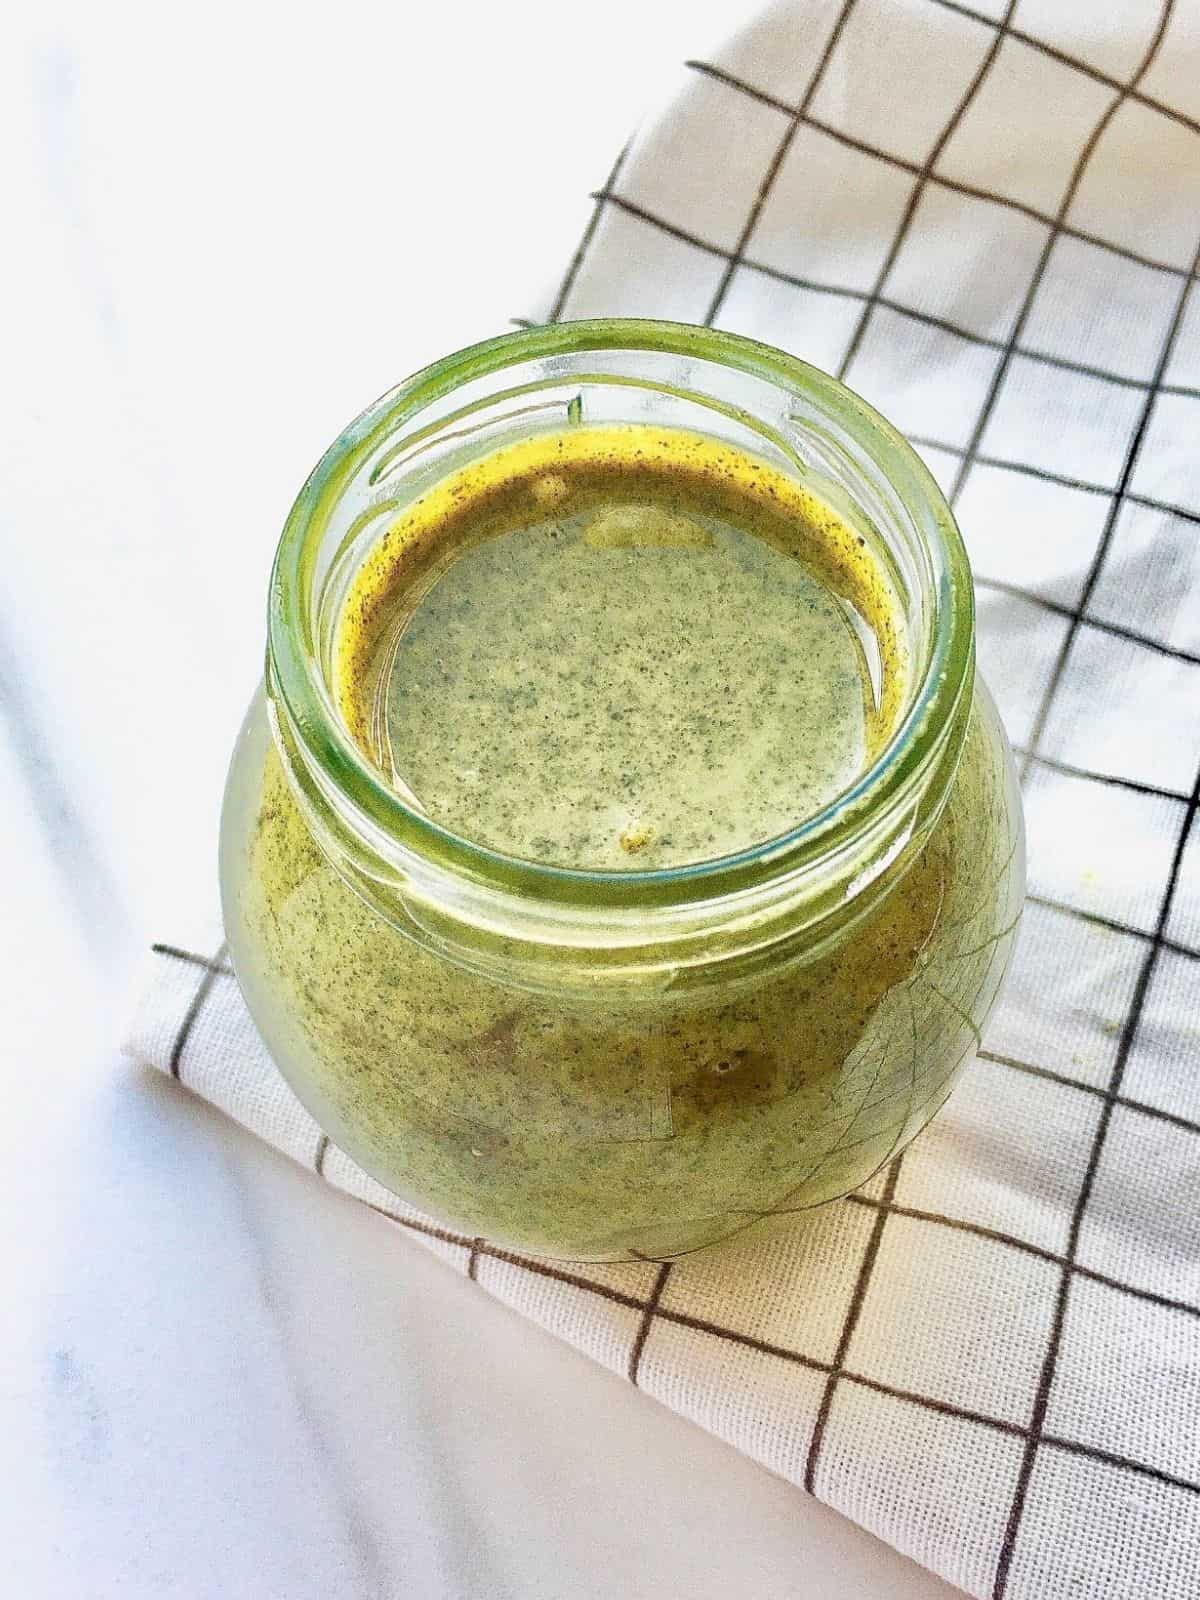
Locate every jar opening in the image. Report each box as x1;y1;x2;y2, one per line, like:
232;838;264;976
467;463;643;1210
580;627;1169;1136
267;320;975;930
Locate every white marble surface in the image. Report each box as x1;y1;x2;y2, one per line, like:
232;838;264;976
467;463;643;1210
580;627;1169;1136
4;4;957;1593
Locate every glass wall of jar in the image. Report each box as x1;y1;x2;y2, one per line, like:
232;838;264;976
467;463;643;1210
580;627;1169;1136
220;321;1025;1263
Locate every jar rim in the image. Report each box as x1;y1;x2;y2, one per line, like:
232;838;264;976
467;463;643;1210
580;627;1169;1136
268;318;975;915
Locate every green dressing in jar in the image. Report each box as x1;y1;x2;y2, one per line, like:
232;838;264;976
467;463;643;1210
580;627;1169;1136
221;321;1024;1261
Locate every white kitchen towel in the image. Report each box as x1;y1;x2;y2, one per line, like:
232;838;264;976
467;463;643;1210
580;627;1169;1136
127;3;1200;1595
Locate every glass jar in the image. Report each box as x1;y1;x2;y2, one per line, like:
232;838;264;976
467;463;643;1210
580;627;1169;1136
220;320;1025;1263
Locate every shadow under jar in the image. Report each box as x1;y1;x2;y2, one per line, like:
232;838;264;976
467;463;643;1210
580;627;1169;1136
220;320;1025;1264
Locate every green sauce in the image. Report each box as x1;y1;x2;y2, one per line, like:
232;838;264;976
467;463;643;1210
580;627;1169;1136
226;424;1022;1261
341;426;904;868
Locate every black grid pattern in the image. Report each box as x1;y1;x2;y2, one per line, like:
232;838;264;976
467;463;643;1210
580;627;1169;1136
164;940;228;1080
142;3;1200;1595
992;225;1200;1593
834;0;1021;382
341;1195;1200;1504
942;1;1182;508
701;0;861;327
591;179;1200;408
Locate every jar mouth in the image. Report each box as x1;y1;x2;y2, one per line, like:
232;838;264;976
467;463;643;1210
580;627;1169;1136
268;319;974;915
